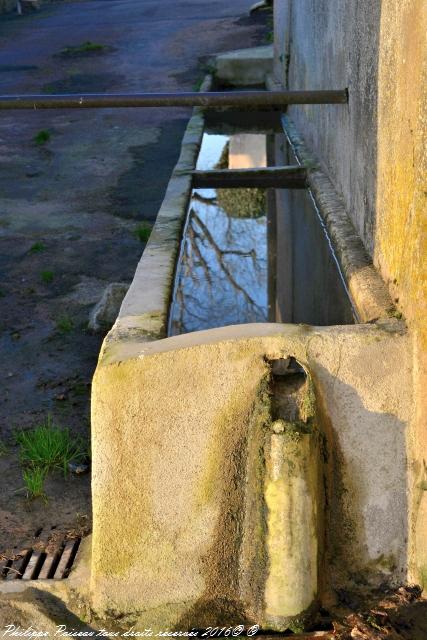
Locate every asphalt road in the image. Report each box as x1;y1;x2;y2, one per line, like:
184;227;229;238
0;0;267;554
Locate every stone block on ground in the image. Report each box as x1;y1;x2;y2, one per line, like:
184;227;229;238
88;283;129;333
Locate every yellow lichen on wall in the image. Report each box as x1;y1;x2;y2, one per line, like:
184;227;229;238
376;0;427;588
376;0;427;329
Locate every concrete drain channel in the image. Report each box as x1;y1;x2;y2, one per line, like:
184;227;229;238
0;528;81;581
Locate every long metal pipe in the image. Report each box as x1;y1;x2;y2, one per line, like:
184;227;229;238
0;90;348;110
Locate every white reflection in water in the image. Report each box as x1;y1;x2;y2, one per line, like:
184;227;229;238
169;189;268;336
196;134;229;170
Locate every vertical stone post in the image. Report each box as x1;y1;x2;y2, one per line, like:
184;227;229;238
239;358;322;632
264;426;320;630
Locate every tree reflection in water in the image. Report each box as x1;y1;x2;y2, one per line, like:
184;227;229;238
169;188;268;336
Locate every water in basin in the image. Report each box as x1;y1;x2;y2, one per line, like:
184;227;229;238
168;124;356;337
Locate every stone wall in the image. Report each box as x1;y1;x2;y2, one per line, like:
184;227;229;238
273;0;427;589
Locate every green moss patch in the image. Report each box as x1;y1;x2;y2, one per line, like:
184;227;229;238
56;41;113;58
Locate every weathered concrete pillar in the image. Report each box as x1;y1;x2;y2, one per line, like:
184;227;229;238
264;427;319;629
239;357;322;631
266;360;321;629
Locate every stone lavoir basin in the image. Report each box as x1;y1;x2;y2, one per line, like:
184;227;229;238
86;78;409;632
168;124;356;336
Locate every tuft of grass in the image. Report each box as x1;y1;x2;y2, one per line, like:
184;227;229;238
34;130;51;145
41;270;54;284
134;222;152;243
29;241;46;254
56;314;74;334
16;415;86;477
22;467;47;501
59;41;108;57
193;76;204;92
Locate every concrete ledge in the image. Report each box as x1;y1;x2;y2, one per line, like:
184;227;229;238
214;45;273;86
281;115;396;324
100;75;212;360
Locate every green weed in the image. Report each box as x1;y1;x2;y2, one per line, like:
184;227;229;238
16;415;86;477
193;76;204;91
29;242;46;254
265;13;274;43
41;270;54;283
200;61;216;76
59;41;108;57
22;467;47;501
388;308;403;320
288;620;305;634
0;439;7;456
56;314;74;334
34;130;51;145
135;222;152;243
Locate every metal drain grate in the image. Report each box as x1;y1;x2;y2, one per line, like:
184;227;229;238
0;530;81;581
